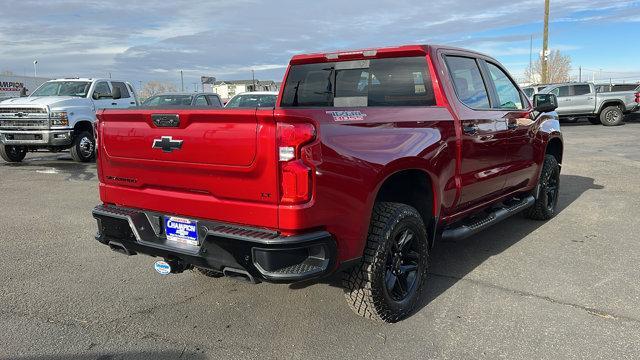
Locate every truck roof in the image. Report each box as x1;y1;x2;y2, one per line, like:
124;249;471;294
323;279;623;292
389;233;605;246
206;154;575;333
289;44;494;65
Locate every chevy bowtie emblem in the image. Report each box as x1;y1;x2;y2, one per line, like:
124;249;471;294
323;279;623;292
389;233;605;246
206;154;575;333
152;136;183;153
15;112;27;118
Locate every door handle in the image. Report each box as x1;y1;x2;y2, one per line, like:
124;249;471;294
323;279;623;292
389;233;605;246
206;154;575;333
462;124;479;135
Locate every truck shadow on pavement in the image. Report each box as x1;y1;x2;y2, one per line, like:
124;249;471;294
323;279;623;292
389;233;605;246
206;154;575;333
418;174;604;315
305;174;604;319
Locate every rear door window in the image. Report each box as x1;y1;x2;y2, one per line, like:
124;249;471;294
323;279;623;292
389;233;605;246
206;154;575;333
445;56;491;109
281;56;435;107
571;84;591;96
194;95;208;106
206;95;222;107
486;62;523;110
550;86;570;97
111;82;131;98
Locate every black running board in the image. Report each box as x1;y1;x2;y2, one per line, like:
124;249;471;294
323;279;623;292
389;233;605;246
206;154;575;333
441;195;535;241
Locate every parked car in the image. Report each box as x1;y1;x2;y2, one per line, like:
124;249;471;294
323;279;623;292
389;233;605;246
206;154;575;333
225;91;278;108
142;92;223;108
0;78;138;163
521;84;550;100
539;82;639;126
92;44;562;322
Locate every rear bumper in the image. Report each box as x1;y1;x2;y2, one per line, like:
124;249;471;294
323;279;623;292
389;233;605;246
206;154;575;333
0;129;73;146
92;204;336;283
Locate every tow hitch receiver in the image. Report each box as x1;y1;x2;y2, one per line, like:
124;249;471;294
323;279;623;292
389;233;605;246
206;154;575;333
154;259;187;275
154;260;171;275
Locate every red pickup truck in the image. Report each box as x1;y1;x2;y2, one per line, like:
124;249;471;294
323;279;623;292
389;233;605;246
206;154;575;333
92;44;562;322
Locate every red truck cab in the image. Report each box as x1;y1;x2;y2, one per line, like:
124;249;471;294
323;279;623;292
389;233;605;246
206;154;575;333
93;45;562;322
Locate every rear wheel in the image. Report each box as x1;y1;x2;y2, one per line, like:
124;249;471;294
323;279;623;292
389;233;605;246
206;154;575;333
600;106;624;126
70;131;95;162
0;145;27;162
525;155;560;220
343;202;429;323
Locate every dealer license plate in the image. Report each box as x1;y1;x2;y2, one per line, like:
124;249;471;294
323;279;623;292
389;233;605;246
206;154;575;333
164;216;199;246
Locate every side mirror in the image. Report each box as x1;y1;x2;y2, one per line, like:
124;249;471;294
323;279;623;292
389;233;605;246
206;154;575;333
111;86;122;100
533;93;558;113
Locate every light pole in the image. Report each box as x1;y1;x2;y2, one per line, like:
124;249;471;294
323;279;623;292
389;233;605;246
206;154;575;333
33;60;38;78
180;70;184;91
252;69;255;92
541;0;550;84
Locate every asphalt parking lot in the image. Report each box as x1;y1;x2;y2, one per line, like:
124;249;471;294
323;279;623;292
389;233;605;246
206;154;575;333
1;116;640;360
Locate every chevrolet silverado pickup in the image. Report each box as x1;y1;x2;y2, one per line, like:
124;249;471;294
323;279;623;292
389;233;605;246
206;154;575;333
539;82;639;126
92;45;563;322
0;78;138;163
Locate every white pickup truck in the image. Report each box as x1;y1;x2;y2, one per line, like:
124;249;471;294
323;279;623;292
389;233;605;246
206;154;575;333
538;82;639;126
0;78;138;162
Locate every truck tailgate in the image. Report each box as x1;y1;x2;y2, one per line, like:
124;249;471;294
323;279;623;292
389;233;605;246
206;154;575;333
96;108;279;228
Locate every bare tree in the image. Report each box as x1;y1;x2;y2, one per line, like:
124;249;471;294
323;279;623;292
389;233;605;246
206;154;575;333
525;50;572;84
139;81;177;100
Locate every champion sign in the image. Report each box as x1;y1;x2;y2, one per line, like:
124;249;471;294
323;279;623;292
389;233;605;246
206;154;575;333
0;81;25;92
164;216;198;245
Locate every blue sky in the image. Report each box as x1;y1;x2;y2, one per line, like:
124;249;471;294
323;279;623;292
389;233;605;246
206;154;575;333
1;0;639;88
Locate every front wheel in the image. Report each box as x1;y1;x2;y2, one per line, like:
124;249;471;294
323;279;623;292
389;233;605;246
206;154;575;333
343;202;430;323
0;145;27;162
525;155;560;220
600;106;624;126
70;131;95;162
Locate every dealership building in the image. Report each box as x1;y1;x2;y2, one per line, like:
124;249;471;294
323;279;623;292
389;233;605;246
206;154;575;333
0;75;51;100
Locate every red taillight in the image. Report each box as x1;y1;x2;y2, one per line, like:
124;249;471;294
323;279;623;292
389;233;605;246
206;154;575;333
635;92;640;103
277;122;316;204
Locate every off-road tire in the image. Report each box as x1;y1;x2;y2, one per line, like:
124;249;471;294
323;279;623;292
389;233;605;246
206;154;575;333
525;155;560;220
587;117;601;125
343;202;429;323
196;267;224;278
70;131;95;162
599;105;624;126
0;145;27;162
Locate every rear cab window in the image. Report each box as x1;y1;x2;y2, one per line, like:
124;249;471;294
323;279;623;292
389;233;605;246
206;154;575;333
280;56;436;107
